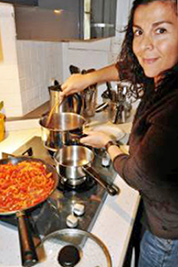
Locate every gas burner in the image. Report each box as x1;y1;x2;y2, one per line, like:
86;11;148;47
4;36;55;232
57;175;97;192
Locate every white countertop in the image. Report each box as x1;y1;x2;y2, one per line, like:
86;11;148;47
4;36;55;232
0;119;140;267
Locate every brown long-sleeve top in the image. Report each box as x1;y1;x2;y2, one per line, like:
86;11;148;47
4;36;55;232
113;87;178;239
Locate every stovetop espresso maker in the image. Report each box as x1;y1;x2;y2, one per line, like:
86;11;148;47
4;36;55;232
48;65;98;119
48;80;83;115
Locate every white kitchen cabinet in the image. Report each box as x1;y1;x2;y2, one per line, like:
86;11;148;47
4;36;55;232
61;39;112;103
110;0;134;62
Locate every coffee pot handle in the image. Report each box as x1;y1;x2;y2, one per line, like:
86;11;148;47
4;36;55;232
66;93;83;114
73;93;83;114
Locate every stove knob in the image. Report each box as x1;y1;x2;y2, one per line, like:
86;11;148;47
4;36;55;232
73;203;85;216
66;214;78;228
57;245;80;267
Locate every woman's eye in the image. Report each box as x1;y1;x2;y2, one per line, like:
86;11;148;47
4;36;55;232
155;28;167;34
133;29;143;36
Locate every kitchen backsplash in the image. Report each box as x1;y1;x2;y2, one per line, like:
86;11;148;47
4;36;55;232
16;40;63;115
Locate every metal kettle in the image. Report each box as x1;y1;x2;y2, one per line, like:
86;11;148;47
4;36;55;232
48;80;83;114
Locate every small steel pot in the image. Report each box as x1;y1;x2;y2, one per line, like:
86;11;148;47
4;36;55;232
55;145;94;186
55;145;119;195
39;113;86;152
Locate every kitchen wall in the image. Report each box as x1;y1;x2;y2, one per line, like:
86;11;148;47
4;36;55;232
0;0;133;118
16;41;63;115
0;2;64;118
0;3;22;117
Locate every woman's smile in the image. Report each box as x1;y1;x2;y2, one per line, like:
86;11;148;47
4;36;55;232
143;57;159;64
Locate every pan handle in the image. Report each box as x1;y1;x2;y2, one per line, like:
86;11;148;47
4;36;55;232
82;166;120;196
16;211;38;267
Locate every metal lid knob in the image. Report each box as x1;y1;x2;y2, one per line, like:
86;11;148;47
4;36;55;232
57;245;80;267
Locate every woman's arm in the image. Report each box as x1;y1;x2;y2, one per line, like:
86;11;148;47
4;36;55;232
61;64;119;96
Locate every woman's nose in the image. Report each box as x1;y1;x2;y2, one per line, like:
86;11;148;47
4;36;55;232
141;35;154;50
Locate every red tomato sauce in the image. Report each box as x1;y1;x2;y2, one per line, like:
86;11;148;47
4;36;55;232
0;161;54;212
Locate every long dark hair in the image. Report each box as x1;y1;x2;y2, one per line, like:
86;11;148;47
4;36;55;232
117;0;178;102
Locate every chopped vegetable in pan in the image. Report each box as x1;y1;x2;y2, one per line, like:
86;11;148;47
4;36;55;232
0;161;54;212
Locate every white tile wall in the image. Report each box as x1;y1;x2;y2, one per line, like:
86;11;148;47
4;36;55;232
16;40;63;115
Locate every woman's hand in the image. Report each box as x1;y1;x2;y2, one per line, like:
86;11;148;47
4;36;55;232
61;73;92;96
60;64;119;97
81;130;124;161
80;131;111;149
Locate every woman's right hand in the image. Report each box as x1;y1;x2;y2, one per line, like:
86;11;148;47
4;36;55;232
60;64;119;97
61;73;92;96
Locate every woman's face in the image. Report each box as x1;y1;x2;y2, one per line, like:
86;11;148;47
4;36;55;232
132;1;178;83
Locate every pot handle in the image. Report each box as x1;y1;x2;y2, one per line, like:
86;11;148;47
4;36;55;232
82;165;120;196
16;211;38;267
68;133;89;146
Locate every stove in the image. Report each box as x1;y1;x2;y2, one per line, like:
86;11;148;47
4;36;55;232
0;136;117;237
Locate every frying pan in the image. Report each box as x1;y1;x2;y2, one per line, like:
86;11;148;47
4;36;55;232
0;156;59;267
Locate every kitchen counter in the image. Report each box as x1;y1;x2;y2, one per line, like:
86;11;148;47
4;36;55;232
0;119;140;267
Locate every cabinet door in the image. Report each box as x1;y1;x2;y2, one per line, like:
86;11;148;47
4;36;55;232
91;0;117;38
0;0;38;5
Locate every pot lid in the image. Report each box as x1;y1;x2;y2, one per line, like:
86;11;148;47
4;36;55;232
36;228;112;267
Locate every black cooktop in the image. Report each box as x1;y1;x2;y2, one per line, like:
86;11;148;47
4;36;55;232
0;136;117;237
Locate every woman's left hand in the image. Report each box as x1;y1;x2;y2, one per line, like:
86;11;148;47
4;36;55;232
80;131;111;149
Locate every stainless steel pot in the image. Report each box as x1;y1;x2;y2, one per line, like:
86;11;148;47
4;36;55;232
55;145;94;186
55;145;119;195
39;113;86;152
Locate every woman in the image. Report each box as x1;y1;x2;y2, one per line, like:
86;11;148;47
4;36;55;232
61;0;178;266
